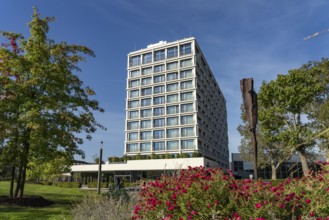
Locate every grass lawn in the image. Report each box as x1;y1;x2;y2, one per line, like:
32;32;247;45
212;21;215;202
0;181;95;220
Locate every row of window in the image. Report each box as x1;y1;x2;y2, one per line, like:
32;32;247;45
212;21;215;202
127;127;195;141
126;139;195;152
128;103;194;119
127;115;194;130
129;81;194;96
129;60;193;78
129;43;192;67
128;92;194;107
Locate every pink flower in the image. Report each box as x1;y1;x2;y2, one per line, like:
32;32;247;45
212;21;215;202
228;169;232;173
191;210;198;215
255;203;262;209
309;212;315;217
305;198;311;204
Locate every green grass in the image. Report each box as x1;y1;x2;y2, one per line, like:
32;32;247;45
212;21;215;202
0;181;95;220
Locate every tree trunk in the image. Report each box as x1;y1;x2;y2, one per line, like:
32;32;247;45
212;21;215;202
271;160;277;180
326;149;329;163
18;140;30;198
297;148;310;176
10;166;15;198
14;162;23;198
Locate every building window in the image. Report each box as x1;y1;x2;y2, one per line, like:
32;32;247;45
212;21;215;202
181;103;193;113
143;52;152;64
128;132;138;141
167;105;179;114
167;83;178;92
181;92;193;101
130;55;140;67
153;130;164;139
141;120;151;128
167;72;178;81
154;107;165;116
154;64;165;73
180;43;192;56
141;87;152;96
154;49;165;61
154;85;165;94
129;90;139;98
181;127;194;137
142;67;152;75
154;96;165;105
181;139;194;149
167;62;178;70
129;111;139;119
128;100;139;108
167;46;178;58
141;109;152;118
167;94;178;103
141;131;152;140
154;75;165;83
141;98;151;106
127;121;139;130
153;142;165;151
167;140;179;150
154;118;165;127
140;142;151;151
181;81;193;90
181;115;194;125
142;77;152;85
167;128;179;138
127;143;138;152
180;69;192;78
167;117;178;126
180;59;192;68
129;79;140;88
130;70;140;78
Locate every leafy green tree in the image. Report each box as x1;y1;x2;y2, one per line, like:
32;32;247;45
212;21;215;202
0;8;104;198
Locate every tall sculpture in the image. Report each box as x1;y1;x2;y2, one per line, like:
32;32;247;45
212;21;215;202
240;78;258;180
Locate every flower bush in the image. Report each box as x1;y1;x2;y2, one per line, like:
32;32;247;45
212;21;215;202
133;163;329;219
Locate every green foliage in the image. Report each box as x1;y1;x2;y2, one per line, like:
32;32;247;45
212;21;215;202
87;182;108;188
55;181;81;188
104;188;130;203
0;8;104;198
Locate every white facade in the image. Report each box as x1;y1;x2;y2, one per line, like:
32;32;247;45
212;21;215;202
125;38;229;169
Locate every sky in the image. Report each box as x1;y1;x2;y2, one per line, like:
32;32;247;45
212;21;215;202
1;0;329;162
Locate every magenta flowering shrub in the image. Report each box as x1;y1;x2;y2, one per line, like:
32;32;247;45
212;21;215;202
133;163;329;220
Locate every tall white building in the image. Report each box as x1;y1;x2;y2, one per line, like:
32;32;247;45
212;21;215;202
125;37;229;168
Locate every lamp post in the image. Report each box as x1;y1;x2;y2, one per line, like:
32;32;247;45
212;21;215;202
97;141;103;194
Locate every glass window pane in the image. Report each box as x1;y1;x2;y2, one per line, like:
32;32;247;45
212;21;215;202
181;127;194;137
153;130;164;139
154;49;165;61
181;92;193;101
141;131;152;140
180;69;192;78
167;72;178;81
167;105;179;114
129;111;139;119
141;87;152;96
143;52;152;64
154;85;165;94
167;46;178;58
181;81;193;90
130;70;140;78
167;83;178;92
127;143;138;152
167;62;178;70
154;96;165;105
167;129;179;138
128;132;138;141
130;90;139;98
181;103;193;113
181;139;194;149
180;59;192;68
128;100;139;108
129;79;140;88
167;94;178;103
141;109;152;118
142;77;152;85
153;142;165;151
153;118;165;127
167;141;179;150
180;43;192;56
142;67;152;75
181;115;194;125
127;121;139;130
141;120;151;128
141;98;151;106
154;75;165;83
130;56;140;67
167;117;178;126
140;142;151;151
154;107;165;116
154;65;165;73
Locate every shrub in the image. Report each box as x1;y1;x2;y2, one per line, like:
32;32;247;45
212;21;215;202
87;182;108;188
55;182;81;188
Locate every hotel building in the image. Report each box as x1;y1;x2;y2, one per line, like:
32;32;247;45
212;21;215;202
125;37;229;168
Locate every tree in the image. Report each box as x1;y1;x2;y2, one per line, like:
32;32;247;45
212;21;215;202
0;8;104;198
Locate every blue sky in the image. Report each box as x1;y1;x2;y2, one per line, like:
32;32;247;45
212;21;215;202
1;0;329;162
